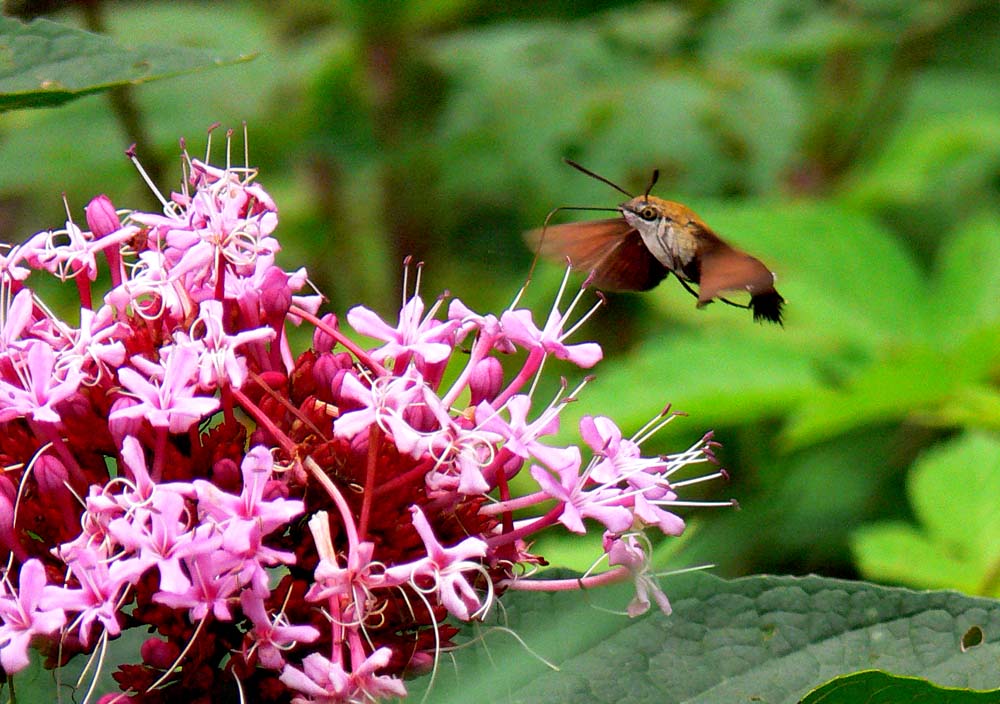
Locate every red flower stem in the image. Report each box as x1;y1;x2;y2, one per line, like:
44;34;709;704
289;304;388;376
357;424;381;539
73;266;93;310
504;566;631;592
219;386;237;426
103;246;123;288
151;427;168;481
213;250;226;302
233;384;364;552
372;455;434;498
486;450;515;534
231;387;296;457
302;456;360;553
479;489;550;515
485;503;563;549
492;347;543;407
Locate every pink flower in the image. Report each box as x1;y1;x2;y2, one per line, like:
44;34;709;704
241;591;319;670
0;559;67;673
106;489;210;595
347;295;458;369
530;453;633;534
110;345;220;433
152;550;242;622
475;394;578;473
383;506;489;621
177;299;275;390
0;340;84;424
499;302;603;368
280;648;407;702
192;446;306;550
604;533;673;617
40;545;140;646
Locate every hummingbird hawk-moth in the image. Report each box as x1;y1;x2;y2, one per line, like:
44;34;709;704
526;160;784;325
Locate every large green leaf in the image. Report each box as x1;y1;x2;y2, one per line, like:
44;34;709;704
782;213;1000;446
781;346;962;447
841;114;1000;213
0;15;254;112
407;573;1000;703
801;671;1000;704
702;0;889;65
575;330;820;435
852;432;1000;595
929;216;1000;339
691;200;929;348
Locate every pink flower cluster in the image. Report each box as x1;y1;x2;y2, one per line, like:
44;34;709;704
0;134;727;702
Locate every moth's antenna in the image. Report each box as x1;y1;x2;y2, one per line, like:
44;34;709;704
563;159;634;199
643;169;660;200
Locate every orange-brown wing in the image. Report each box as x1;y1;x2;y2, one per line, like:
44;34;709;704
525;218;668;291
689;225;784;324
690;224;777;302
697;245;777;302
526;218;632;272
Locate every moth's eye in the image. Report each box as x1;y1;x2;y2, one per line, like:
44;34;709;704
640;206;657;221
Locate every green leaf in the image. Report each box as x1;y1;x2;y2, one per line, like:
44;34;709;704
801;670;1000;704
702;0;889;65
575;330;820;435
930;216;1000;339
852;432;1000;595
694;200;929;348
0;16;255;112
14;626;148;698
926;386;1000;433
781;346;960;448
781;212;1000;446
407;573;1000;703
429;21;638;205
842;113;1000;212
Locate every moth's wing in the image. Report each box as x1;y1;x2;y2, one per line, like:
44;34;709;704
525;218;668;291
686;224;785;324
691;225;777;301
595;229;670;291
697;247;776;300
525;218;631;271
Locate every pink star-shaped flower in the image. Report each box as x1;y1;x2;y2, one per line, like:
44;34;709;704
0;559;67;673
110;345;220;433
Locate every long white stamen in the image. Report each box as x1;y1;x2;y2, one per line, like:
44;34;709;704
508;278;529;310
526;350;548;399
553;264;572;311
204;122;220;163
414;260;424;299
225;127;234;171
242;122;250;170
655;499;736;508
670;470;728;489
127;149;171;211
401;257;411;308
561;296;603;341
631;411;681;446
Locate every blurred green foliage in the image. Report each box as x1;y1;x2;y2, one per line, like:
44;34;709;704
1;0;999;591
